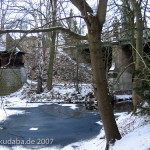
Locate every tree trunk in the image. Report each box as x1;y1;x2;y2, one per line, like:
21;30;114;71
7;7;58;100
36;75;43;94
47;32;56;90
87;16;121;146
75;47;79;93
130;0;144;112
69;0;121;147
47;0;57;90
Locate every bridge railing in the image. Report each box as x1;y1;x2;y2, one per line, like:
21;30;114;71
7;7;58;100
101;28;150;44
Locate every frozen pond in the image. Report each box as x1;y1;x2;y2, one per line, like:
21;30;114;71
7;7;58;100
0;104;101;149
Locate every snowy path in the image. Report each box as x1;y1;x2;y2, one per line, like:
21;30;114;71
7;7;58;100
0;104;101;149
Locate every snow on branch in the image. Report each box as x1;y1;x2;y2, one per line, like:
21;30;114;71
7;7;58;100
0;26;87;40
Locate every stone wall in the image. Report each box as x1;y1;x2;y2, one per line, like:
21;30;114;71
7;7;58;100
0;67;27;96
110;44;134;90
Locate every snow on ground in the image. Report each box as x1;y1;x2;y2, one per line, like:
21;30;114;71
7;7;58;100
26;83;93;103
0;108;24;123
111;124;150;150
110;113;150;150
115;94;132;100
0;84;150;150
51;83;93;97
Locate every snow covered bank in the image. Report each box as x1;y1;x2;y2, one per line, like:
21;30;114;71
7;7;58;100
0;108;24;123
110;113;150;150
111;124;150;150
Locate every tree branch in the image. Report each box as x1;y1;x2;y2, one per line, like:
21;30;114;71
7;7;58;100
97;0;108;25
70;0;93;24
70;0;93;16
0;26;87;40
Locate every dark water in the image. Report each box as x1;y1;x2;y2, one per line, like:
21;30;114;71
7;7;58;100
0;104;101;149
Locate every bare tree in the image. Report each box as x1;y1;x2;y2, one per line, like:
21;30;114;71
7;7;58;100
130;0;144;112
47;0;58;90
70;0;121;148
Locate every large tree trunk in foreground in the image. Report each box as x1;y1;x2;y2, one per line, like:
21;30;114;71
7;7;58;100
70;0;121;148
88;16;121;147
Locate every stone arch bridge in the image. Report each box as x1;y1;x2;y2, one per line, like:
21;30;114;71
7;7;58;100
64;29;150;94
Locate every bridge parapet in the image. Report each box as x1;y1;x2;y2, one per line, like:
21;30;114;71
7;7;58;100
102;17;150;45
